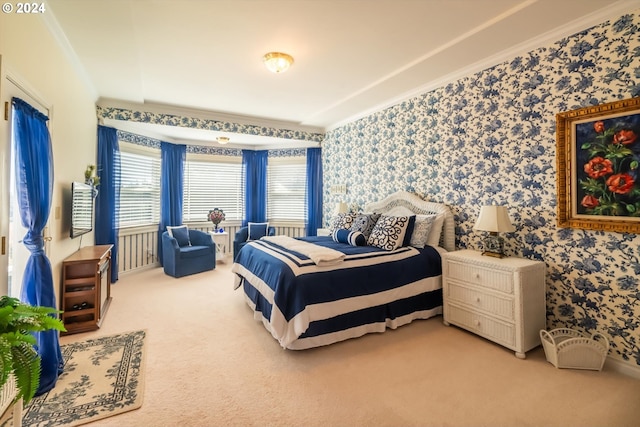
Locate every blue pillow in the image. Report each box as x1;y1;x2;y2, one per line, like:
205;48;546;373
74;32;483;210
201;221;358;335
167;225;191;247
332;229;366;246
402;215;417;247
247;222;269;241
350;213;381;240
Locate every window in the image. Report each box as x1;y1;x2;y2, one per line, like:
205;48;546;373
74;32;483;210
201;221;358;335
183;155;243;222
267;156;306;221
118;143;161;228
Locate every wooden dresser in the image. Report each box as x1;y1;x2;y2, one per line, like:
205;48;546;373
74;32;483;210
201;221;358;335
442;249;546;359
60;245;113;335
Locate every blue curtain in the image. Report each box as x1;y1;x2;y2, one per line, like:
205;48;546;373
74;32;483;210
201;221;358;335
305;147;323;236
158;141;186;265
95;125;121;283
11;97;63;395
242;150;268;225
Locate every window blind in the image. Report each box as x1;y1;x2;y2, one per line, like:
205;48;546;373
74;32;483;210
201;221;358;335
183;157;243;222
117;147;161;228
267;159;306;221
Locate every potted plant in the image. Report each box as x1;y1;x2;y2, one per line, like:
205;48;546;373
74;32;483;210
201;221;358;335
0;296;66;404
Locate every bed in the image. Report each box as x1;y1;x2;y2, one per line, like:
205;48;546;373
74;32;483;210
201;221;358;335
231;191;455;350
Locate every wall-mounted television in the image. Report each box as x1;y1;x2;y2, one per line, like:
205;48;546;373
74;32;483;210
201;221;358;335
70;181;94;239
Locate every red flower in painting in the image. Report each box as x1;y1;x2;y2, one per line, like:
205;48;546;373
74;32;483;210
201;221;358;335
606;173;635;194
612;129;637;145
581;195;600;209
593;120;605;133
583;156;613;179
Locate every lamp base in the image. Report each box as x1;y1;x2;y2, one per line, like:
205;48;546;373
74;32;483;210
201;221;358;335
481;233;506;258
481;250;506;258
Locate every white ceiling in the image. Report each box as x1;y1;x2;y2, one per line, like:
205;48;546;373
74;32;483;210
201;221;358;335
45;0;637;147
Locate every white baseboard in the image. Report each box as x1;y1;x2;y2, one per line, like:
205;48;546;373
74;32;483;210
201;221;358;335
606;356;640;379
119;263;160;276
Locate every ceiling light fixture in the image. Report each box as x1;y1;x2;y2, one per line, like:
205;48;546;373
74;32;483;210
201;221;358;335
216;136;230;145
263;52;294;73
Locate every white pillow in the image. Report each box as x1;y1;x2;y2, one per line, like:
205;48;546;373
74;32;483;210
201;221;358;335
410;214;436;248
426;213;445;247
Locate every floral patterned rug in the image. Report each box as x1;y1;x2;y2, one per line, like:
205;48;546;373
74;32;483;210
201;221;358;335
23;330;146;427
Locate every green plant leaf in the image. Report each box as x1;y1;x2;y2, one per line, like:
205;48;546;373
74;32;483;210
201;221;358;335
0;295;65;403
11;342;40;404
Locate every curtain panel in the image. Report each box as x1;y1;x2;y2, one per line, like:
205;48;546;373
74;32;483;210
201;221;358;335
305;147;323;236
242;150;268;225
96;125;121;282
11;97;63;395
158;141;186;265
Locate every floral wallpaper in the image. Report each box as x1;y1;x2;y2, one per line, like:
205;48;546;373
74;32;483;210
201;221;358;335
323;10;640;367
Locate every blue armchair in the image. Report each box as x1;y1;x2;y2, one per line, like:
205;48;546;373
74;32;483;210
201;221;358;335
162;229;215;278
233;225;276;261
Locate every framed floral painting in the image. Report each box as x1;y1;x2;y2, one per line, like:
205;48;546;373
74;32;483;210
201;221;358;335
557;97;640;233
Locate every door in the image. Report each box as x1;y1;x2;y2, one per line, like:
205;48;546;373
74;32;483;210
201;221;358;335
0;59;52;297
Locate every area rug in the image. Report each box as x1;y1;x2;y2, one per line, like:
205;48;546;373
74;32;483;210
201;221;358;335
23;330;146;427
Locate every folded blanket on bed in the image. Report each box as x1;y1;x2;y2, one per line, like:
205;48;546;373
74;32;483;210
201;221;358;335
262;235;345;266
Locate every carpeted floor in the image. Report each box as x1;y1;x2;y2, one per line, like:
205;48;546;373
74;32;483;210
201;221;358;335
23;330;146;427
58;262;640;427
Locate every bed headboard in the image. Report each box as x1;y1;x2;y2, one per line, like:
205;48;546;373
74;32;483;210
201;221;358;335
364;191;455;252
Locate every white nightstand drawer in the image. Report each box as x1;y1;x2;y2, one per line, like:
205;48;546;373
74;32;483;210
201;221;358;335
447;282;515;320
447;304;516;348
445;260;514;294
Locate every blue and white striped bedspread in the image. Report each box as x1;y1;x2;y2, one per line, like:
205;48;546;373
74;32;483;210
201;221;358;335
231;236;443;349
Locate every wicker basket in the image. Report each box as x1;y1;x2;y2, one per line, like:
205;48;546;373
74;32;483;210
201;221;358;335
540;328;609;371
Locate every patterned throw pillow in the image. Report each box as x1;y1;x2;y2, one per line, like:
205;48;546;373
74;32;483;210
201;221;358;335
332;229;366;246
328;213;357;233
350;213;381;240
367;215;415;251
410;214;437;248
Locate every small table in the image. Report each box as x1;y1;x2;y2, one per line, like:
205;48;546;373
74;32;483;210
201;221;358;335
209;231;229;263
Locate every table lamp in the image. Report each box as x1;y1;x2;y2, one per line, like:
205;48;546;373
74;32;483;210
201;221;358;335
473;205;515;258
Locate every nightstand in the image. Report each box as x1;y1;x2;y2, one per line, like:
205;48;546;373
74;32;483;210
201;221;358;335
209;231;229;263
441;249;546;359
317;228;331;236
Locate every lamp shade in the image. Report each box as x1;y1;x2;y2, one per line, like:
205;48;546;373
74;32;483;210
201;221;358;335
473;205;515;233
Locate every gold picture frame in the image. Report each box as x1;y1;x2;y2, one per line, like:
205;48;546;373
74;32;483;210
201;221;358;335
556;97;640;233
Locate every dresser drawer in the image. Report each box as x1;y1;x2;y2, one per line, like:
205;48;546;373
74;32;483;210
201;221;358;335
446;304;516;348
447;282;515;320
445;260;514;294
